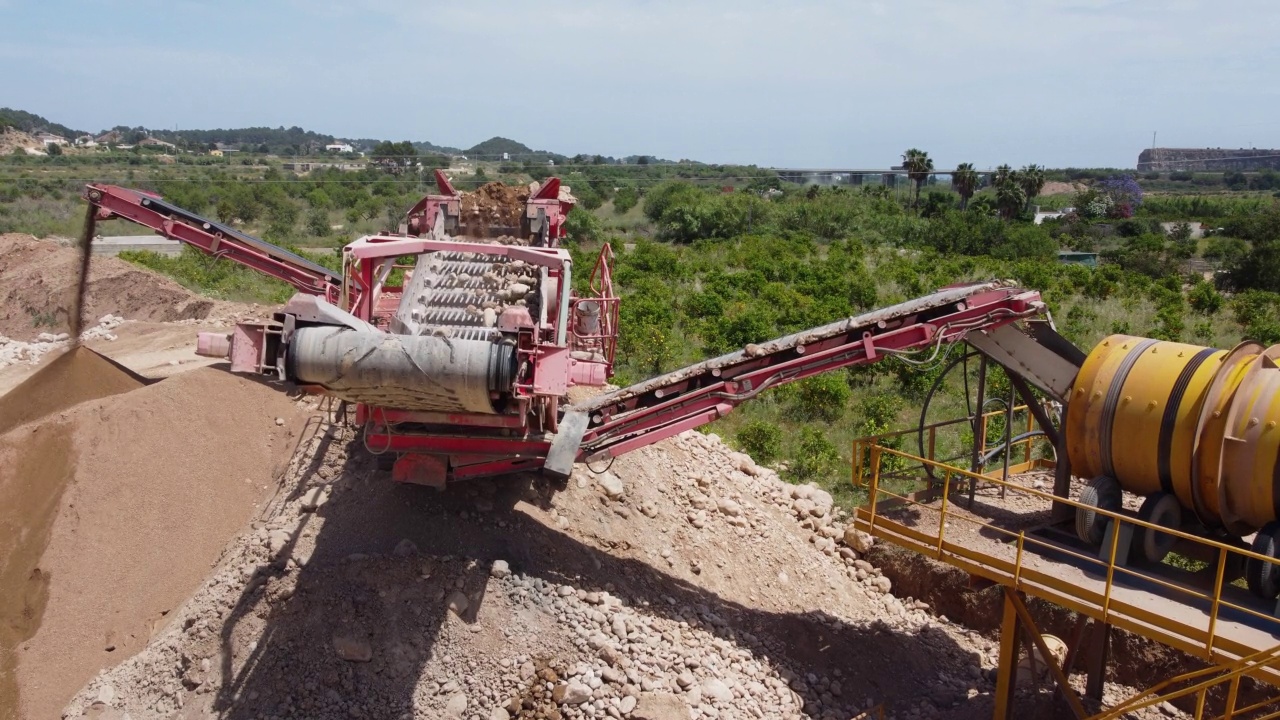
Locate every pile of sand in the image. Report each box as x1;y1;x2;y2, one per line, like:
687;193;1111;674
0;348;306;719
0;234;228;341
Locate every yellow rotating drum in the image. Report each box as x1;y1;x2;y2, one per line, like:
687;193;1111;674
1066;335;1280;597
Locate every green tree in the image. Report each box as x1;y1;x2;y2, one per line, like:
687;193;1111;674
993;164;1013;188
371;140;416;173
1018;164;1045;212
995;181;1026;220
306;209;330;237
901;148;934;208
952;162;979;210
265;201;299;240
613;187;639;214
45;142;62;156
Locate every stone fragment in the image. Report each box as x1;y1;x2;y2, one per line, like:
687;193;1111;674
332;635;372;662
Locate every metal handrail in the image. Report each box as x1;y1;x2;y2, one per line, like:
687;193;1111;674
852;403;1046;484
852;440;1280;671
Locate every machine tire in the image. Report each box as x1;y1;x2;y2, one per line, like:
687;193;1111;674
1137;492;1182;563
1076;476;1122;546
1246;522;1280;601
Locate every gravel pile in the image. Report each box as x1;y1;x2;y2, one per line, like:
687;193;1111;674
62;418;1186;720
0;313;124;368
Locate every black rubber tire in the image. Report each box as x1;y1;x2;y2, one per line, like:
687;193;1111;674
1246;521;1280;601
1076;476;1122;546
1137;492;1182;563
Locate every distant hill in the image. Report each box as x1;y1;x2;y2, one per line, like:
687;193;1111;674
145;125;336;153
0;107;667;164
465;136;565;163
0;107;86;139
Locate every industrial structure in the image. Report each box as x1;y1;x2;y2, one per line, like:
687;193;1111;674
74;178;1280;718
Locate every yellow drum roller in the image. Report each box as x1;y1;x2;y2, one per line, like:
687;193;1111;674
1066;335;1280;598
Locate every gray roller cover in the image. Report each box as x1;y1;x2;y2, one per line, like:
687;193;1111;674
288;326;516;414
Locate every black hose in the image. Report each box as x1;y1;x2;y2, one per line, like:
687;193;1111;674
916;350;976;484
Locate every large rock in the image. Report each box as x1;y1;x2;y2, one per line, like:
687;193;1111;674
791;498;817;517
716;497;742;517
553;681;592;705
631;693;688;720
444;693;468;717
701;677;734;703
844;526;875;553
447;590;470;616
810;486;834;516
597;471;626;500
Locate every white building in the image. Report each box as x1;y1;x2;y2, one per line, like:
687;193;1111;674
326;142;355;153
36;132;68;147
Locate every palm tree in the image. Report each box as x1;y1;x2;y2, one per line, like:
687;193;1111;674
993;164;1013;189
952;162;979;210
1018;164;1046;212
901;148;934;208
996;182;1026;220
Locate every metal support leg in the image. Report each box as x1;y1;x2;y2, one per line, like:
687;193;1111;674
1086;618;1111;701
1052;408;1074;524
994;588;1022;720
969;355;988;508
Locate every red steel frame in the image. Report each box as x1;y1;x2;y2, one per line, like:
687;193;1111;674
81;181;1045;486
82;184;342;304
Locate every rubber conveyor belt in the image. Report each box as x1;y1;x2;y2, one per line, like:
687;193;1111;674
140;193;342;287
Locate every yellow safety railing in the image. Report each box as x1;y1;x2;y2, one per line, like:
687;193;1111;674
1099;640;1280;719
850;441;1280;679
851;402;1052;488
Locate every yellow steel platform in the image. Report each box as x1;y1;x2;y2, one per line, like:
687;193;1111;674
850;409;1280;719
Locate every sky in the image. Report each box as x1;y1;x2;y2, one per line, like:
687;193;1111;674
2;0;1278;169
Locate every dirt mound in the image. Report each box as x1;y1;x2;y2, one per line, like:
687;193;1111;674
0;234;229;341
1040;181;1085;197
0;129;41;155
0;366;306;720
459;182;530;233
0;346;145;435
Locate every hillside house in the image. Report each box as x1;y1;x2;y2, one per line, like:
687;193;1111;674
326;142;354;153
138;137;177;150
74;135;98;147
37;132;68;147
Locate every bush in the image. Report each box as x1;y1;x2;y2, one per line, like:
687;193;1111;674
306;209;330;237
787;427;841;483
736;421;783;464
788;373;852;422
613;187;639;215
1187;280;1224;315
563;207;602;242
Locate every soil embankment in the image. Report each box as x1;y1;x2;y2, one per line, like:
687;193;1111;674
0;233;235;341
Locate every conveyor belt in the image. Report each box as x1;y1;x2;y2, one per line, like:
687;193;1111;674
138;192;341;286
